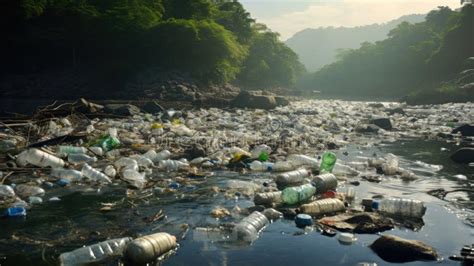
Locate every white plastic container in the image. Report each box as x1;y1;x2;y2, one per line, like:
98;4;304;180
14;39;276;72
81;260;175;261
299;198;345;216
59;237;132;266
81;164;112;183
124;232;177;264
24;149;65;168
373;198;426;218
233;211;269;242
275;168;311;187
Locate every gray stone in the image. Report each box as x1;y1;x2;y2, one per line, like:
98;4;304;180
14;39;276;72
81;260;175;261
104;104;141;116
451;148;474;164
452;124;474;137
370;235;438;263
356;124;380;133
231;91;278;110
370;117;392;130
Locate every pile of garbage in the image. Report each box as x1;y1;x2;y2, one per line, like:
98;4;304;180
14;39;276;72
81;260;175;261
0;99;473;264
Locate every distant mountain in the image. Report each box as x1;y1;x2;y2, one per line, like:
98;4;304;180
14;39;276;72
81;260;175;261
285;14;426;72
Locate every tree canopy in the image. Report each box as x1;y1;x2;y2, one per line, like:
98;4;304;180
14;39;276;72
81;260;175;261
1;0;304;91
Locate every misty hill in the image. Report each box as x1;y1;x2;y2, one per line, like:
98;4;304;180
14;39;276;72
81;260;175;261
285;14;425;71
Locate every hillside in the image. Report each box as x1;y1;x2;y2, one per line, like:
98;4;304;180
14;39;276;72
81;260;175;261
285;14;425;72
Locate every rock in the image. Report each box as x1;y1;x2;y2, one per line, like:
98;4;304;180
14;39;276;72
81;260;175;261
370;117;392;130
231;91;278;110
385;107;405;115
183;144;206;160
368;103;384;108
452;124;474;137
319;212;394;234
210;207;230;218
274;96;289;106
370;235;438;262
141;101;164;114
356;124;380;133
104;104;141;116
451;148;474;164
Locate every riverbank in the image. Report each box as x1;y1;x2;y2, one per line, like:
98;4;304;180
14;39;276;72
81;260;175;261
0;99;473;265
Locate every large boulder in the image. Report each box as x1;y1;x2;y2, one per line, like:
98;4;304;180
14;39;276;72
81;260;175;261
370;235;438;263
452;124;474;137
231;91;278;110
370;117;392;130
104;104;141;116
450;147;474;163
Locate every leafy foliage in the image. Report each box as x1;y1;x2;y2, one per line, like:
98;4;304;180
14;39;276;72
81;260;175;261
304;6;473;99
1;0;303;90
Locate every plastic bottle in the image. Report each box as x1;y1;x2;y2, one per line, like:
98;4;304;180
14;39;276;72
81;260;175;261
313;173;338;194
299;198;345;216
320;152;337;173
281;184;316;205
288;154;319;169
233;211;269;242
89;147;104;156
15;184;45;198
104;165;117;178
158;159;189;171
124;233;177;264
58;146;87;155
122;169;146;189
81;164;112;183
332;163;359;176
373;198;426;218
129;155;154;168
51;168;83;181
68;154;97;164
59;237;132;266
249;161;274;171
114;158;139;172
254;191;282;206
251;144;271;160
381;154;399;175
275;168;311;187
272;161;298;172
143;150;171;163
24;149;65;168
0;185;16;201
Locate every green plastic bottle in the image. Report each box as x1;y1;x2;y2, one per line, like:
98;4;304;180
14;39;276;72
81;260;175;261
281;184;316;205
258;152;269;162
320;152;337;173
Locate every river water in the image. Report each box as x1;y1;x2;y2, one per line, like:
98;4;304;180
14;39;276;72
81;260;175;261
0;100;473;265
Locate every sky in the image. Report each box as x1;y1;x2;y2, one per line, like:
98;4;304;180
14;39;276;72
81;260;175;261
240;0;463;40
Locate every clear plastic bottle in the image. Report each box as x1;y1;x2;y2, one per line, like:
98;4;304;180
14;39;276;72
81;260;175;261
320;152;337;173
332;163;359;176
122;169;146;189
81;164;112;183
281;184;316;205
24;148;65;168
233;211;269;242
272;161;298;172
254;191;282;206
275;168;311;187
129;155;154;168
299;198;345;216
124;233;177;264
104;165;117;178
51;168;83;181
114;158;139;172
249;161;274;171
58;146;87;155
59;237;132;266
373;198;426;218
67;154;97;164
0;185;16;201
251;144;272;159
15;184;45;198
158;159;189;171
288;154;319;169
313;173;338;194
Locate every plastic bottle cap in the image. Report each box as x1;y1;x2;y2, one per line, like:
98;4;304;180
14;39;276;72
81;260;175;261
295;214;313;227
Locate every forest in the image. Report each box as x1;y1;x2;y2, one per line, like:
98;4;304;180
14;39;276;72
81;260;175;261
1;0;304;97
299;5;474;103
